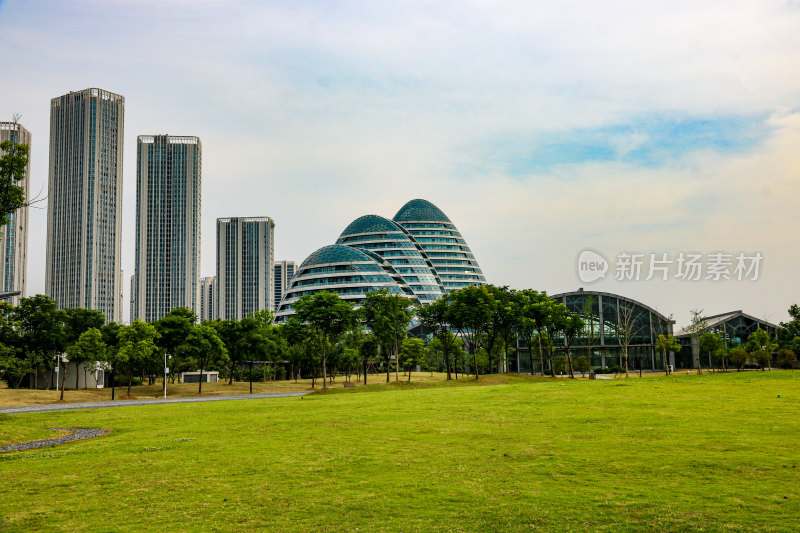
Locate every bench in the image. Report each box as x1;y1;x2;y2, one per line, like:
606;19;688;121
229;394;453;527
343;382;355;388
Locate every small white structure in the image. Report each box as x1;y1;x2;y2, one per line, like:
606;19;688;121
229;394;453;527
180;371;219;383
54;357;107;390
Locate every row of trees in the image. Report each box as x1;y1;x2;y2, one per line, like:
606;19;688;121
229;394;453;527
2;290;798;395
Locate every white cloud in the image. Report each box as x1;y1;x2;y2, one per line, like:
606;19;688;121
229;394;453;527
1;0;798;325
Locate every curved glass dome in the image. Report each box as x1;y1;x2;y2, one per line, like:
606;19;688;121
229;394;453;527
394;199;452;223
392;200;486;292
275;244;417;322
337;215;445;302
300;244;378;268
341;215;405;237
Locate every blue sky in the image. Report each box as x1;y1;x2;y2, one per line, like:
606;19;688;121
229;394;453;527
1;0;799;326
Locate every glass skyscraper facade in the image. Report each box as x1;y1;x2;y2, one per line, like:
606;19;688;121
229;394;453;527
200;276;216;322
46;88;124;322
133;135;201;322
273;260;296;311
216;217;275;320
0;122;30;306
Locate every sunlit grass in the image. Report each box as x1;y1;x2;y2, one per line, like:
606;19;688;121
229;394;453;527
2;371;799;532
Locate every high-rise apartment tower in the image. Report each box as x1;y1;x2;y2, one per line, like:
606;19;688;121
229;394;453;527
0;121;31;306
132;135;201;322
216;217;274;320
46;88;124;321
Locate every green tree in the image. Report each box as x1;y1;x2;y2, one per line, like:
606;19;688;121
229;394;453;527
293;291;357;389
553;355;569;375
361;289;412;383
682;309;708;374
483;285;517;373
155;307;197;382
729;348;749;371
752;349;772;370
399;337;426;382
699;332;722;372
101;322;122;399
0;301;26;388
516;290;550;376
447;285;495;380
776;348;796;369
745;329;777;370
358;334;379;385
63;307;105;389
118;320;160;397
416;296;457;379
574;355;591;377
0;136;29;226
655;334;681;375
560;313;585;379
15;295;65;389
64;328;106;399
176;324;229;394
280;317;309;382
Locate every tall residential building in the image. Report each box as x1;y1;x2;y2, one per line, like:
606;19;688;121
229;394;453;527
129;274;136;324
273;260;296;310
216;217;274;320
0;122;31;306
200;276;216;322
46;88;125;322
133;135;201;322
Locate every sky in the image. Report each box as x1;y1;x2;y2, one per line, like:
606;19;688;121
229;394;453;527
1;0;799;328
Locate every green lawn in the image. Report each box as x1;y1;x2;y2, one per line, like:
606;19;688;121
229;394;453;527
1;371;799;532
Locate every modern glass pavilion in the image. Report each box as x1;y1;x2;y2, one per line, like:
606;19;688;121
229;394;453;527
277;200;486;321
674;311;781;369
513;290;674;374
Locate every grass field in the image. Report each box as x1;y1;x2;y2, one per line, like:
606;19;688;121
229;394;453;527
1;371;799;532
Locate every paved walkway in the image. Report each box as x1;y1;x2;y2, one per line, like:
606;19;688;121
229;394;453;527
0;391;308;414
0;428;109;453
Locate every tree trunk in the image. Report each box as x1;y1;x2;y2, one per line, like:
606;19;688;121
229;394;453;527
386;357;390;382
111;369;116;400
445;348;452;380
395;338;400;383
127;373;132;397
76;364;80;391
472;347;479;380
566;344;575;379
624;347;629;378
199;368;204;394
229;360;235;385
60;361;70;401
363;359;368;386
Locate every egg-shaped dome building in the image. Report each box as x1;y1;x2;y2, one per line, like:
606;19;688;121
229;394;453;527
336;215;445;303
276;199;488;321
274;244;416;321
393;199;486;292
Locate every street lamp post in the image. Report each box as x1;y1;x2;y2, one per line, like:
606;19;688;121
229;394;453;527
54;354;62;392
164;353;172;399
